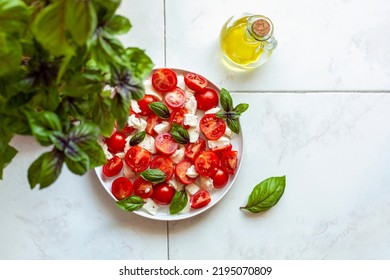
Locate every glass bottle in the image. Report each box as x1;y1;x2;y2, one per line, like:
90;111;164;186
219;13;278;70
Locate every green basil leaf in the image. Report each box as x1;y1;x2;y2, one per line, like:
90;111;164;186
240;176;286;213
105;15;131;35
171;123;190;144
130;131;146;146
0;131;17;180
219;88;233;112
116;195;145;212
82;142;106;169
28;149;65;189
0;0;30;33
25;110;63;146
65;0;97;46
63;71;104;98
65;150;90;175
123;47;154;80
216;111;240;120
0;33;22;76
68;122;100;147
226;118;240;134
149;102;170;119
169;190;188;215
234;103;249;115
140;169;166;184
90;93;116;137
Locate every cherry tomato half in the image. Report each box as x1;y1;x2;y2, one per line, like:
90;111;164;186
137;94;158;116
184;72;208;93
212;168;229;188
152;183;175;205
211;143;232;159
124;146;152;172
111;177;133;200
195;87;219;111
191;190;211;209
185;138;206;162
194;151;219;177
150;156;174;181
175;160;196;185
102;156;123;177
133;177;154;199
155;133;178;156
105;131;127;153
199;114;226;140
145;114;161;136
170;107;188;128
152;68;177;93
221;150;238;175
164;87;186;109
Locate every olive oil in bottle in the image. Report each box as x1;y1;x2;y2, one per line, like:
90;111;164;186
220;14;277;70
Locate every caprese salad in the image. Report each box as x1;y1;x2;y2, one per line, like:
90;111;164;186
99;68;248;216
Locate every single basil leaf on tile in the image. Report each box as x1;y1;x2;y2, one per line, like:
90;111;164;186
116;195;145;212
240;176;286;213
170;190;188;215
129;131;146;146
219;88;233;112
140;168;166;183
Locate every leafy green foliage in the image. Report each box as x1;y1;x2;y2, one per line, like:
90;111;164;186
0;0;154;188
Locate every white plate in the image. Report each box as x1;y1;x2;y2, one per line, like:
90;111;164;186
95;68;244;221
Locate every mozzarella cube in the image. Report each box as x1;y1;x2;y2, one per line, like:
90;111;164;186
177;74;185;90
186;183;200;196
205;107;221;115
115;152;125;159
130;99;141;114
186;165;198;178
139;118;147;132
154;121;170;134
188;127;200;143
102;144;113;160
199;176;214;191
143;80;162;100
168;178;184;191
170;145;185;164
184;95;197;114
184;114;198;127
123;164;136;178
127;114;141;130
208;136;231;149
137;134;156;154
142;198;159;215
224;126;233;138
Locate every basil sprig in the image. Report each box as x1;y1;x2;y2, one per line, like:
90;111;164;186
169;190;188;215
116;195;145;212
240;176;286;213
171;123;190;144
149;102;170;119
140;168;166;183
129;131;146;146
217;88;249;134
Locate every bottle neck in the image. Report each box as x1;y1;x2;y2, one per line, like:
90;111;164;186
246;15;274;41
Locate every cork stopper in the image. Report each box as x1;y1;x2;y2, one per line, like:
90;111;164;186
252;19;270;38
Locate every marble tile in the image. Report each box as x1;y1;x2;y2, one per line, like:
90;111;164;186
165;0;390;91
168;93;390;259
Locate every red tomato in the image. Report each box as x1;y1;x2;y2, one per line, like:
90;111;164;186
137;94;158;116
194;151;219;177
195;87;219;111
164;87;186;109
105;131;126;153
211;143;232;158
155;133;178;156
102;156;123;177
185;138;206;162
150;156;174;181
191;190;211;209
133;177;154;199
184;72;208;93
152;68;177;93
124;146;151;172
200;114;226;140
111;177;133;200
175;160;196;185
212;168;229;188
152;183;175;205
170;107;188;128
145;114;161;135
221;150;238;175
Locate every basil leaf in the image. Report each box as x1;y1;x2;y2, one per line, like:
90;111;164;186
171;123;190;144
0;131;17;180
0;0;30;33
234;103;249;115
226;118;240;134
0;33;22;77
105;15;131;35
123;47;154;80
219;88;233;112
240;176;286;213
25;110;63;146
216;111;240;120
170;190;188;215
149;102;170;119
130;131;146;146
116;195;145;212
140;169;166;184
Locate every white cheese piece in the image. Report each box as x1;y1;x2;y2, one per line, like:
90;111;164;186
127;114;141;130
154;121;170;134
102;143;113;160
186;183;200;196
208;136;231;149
177;74;185;90
224;126;232;138
205;107;221;115
170;145;185;164
115;152;125;159
188;127;200;143
168;178;184;191
184;95;197;114
123;163;136;178
143;80;163;101
130;99;141;114
199;176;214;191
142;198;159;215
180;197;191;214
137;134;156;154
186;165;199;179
139;118;147;132
184;114;198;127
